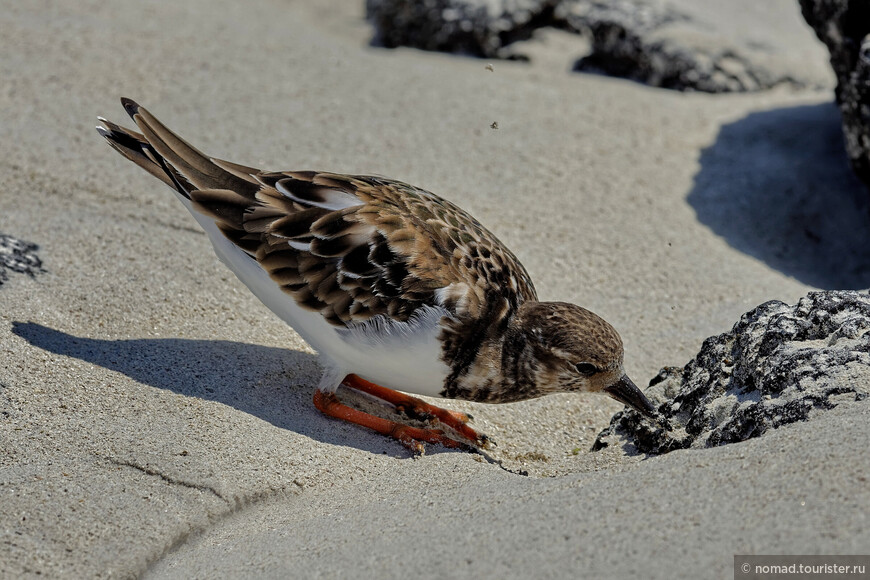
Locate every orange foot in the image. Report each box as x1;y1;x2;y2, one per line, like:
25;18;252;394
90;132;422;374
312;374;490;452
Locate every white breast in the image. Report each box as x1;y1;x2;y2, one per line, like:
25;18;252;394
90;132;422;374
331;306;452;397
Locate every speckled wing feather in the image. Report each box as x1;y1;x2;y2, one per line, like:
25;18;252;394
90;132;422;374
204;170;539;327
99;100;537;332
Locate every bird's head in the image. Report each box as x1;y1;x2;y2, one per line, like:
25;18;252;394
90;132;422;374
513;301;656;416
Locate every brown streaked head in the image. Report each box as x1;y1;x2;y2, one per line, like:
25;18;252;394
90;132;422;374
514;301;656;416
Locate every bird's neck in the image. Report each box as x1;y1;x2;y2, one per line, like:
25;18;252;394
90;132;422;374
438;306;543;403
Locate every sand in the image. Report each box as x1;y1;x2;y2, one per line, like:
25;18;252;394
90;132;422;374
1;0;867;578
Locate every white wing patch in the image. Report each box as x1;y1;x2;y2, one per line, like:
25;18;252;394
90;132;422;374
287;240;312;251
275;179;361;210
434;282;473;315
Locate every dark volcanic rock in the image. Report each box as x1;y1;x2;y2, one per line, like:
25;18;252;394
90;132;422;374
563;1;815;93
799;0;870;190
561;1;696;90
367;0;832;92
0;234;44;286
594;291;870;454
365;0;558;58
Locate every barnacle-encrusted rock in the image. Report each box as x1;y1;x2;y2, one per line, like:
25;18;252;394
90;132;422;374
0;234;43;286
594;291;870;454
799;0;870;190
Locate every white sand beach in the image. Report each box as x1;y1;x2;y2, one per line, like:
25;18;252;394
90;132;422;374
1;1;867;577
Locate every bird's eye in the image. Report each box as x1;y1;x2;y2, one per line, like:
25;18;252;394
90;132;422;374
574;362;598;376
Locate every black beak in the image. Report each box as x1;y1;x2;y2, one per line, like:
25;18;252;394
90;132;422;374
604;375;656;417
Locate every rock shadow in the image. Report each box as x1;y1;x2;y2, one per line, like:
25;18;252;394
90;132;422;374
11;322;413;454
687;102;870;289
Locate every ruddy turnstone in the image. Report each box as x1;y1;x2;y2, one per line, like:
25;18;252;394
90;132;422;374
97;98;656;452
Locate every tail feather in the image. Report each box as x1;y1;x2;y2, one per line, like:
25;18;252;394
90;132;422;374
210;157;261;185
118;98;259;198
96;117;183;192
96;98;261;203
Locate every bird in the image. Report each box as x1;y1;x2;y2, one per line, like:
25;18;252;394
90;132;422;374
96;98;657;452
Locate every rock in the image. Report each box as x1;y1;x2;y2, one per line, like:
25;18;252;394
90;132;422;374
0;233;44;286
366;0;833;92
565;0;832;92
593;291;870;454
365;0;558;58
799;0;870;190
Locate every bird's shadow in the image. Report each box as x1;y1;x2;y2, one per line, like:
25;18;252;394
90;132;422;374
687;102;870;289
10;322;415;455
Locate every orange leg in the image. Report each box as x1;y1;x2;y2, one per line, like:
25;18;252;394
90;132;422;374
314;389;470;453
341;374;489;447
